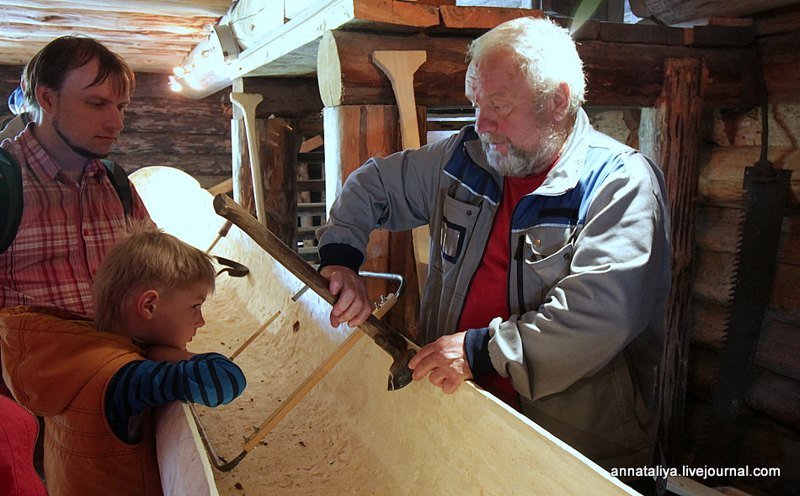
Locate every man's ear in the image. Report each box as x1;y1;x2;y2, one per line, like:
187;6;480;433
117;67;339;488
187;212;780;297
550;82;571;123
135;289;160;320
35;85;57;115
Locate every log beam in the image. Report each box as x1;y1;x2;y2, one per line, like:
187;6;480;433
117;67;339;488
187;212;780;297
317;29;757;109
241;77;323;119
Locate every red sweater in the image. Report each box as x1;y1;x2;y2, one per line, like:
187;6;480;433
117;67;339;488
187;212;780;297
459;171;550;409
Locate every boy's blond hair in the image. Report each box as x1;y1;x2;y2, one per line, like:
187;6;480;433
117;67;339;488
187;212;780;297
93;228;216;331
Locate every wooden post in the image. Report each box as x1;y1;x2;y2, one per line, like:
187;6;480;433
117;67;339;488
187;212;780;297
231;110;254;215
322;105;422;342
640;57;708;464
261;117;299;249
230;92;267;224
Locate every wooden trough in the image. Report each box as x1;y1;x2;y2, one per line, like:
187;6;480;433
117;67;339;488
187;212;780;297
130;166;639;496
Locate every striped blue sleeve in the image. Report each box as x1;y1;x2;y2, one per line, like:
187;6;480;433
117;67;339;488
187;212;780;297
105;352;246;441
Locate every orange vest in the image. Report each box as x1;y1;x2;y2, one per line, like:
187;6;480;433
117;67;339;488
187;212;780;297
0;306;163;496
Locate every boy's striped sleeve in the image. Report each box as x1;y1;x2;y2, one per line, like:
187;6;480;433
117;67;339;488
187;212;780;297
105;352;246;441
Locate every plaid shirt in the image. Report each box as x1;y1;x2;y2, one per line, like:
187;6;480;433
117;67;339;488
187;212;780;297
1;125;153;317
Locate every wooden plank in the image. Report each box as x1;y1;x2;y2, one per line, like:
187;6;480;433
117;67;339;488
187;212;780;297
208;178;233;196
630;0;799;26
666;476;727;496
760;30;800;103
236;77;323;118
438;5;544;29
3;0;230;16
597;21;685;45
155;402;217;496
0;1;227;73
322;105;398;301
353;0;440;27
299;135;324;153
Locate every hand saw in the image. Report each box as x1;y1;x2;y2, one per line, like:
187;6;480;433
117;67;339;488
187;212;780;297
697;48;792;475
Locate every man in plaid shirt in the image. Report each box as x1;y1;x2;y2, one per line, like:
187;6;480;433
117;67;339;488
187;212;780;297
0;36;154;322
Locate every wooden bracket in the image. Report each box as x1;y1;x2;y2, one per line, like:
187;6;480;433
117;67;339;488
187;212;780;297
229;92;266;224
372;50;430;296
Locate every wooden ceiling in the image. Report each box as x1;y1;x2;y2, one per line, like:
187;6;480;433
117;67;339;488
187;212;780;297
0;0;229;73
1;0;800;76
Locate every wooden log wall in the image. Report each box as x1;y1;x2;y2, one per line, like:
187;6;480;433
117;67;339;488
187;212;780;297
0;65;232;189
688;103;800;495
591;102;799;496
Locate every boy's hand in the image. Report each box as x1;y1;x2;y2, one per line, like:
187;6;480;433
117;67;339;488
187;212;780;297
145;344;195;362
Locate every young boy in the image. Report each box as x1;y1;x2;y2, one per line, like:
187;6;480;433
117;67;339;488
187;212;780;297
0;229;246;496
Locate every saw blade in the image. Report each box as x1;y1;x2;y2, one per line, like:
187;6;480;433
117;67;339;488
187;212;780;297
698;163;792;475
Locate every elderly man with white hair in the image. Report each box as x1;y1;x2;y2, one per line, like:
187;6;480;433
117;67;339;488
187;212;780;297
317;17;671;492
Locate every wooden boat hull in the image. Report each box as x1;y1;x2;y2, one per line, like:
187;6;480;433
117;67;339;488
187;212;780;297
131;166;637;495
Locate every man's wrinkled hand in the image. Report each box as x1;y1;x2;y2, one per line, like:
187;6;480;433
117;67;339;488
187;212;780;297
408;331;473;394
319;265;372;328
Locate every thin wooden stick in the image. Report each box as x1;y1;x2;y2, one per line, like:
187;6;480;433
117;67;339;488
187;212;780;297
240;293;400;454
229;310;281;361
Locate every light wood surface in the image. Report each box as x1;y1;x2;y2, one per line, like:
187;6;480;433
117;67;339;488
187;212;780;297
134;166;639;495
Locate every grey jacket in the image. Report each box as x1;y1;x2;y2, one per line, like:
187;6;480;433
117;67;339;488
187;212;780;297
318;110;671;470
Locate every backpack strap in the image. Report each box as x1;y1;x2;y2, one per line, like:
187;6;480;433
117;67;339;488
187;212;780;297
0;148;23;253
101;159;132;218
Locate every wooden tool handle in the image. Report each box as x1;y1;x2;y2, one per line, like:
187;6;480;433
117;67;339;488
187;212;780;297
213;194;410;360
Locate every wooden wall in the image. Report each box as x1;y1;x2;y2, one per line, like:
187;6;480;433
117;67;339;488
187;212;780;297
0;65;232;189
687;104;800;495
589;99;800;494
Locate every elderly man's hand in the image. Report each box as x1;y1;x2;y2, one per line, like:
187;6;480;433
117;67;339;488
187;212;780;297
408;331;473;394
319;265;372;328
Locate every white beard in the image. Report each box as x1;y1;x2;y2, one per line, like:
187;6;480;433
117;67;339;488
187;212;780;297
481;125;566;177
